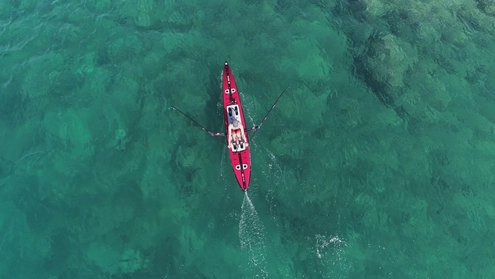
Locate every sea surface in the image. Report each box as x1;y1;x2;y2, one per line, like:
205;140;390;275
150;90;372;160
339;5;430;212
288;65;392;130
1;0;495;278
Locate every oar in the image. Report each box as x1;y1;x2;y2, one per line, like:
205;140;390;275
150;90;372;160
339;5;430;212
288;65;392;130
170;106;224;137
249;86;289;137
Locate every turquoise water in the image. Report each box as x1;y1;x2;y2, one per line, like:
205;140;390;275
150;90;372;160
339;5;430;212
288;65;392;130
1;0;495;278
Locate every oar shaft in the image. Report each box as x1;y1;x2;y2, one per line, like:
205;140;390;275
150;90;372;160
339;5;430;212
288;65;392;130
171;106;224;137
254;86;289;131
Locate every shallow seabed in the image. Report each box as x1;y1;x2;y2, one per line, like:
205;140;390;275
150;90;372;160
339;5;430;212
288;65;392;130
1;0;495;278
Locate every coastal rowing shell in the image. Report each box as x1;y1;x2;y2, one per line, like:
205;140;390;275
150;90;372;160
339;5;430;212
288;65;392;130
222;62;251;191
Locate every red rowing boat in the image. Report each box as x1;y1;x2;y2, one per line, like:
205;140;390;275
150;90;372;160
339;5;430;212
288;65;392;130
171;62;288;192
222;62;251;191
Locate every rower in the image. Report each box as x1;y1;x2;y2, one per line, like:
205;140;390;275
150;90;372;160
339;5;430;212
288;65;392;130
227;124;247;149
227;109;248;150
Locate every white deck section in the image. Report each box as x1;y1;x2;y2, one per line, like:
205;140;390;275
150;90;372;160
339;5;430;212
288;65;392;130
231;143;246;152
227;104;247;152
227;104;241;124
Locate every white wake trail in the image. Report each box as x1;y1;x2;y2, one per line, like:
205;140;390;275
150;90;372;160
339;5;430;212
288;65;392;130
239;192;268;278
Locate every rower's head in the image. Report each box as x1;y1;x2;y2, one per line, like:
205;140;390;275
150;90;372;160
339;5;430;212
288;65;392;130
230;117;240;127
234;119;241;128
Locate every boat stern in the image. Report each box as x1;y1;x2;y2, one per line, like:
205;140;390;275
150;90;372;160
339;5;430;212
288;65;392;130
231;149;251;192
234;166;251;192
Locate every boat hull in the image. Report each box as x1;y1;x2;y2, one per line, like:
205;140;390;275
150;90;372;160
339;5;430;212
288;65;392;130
222;62;251;191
